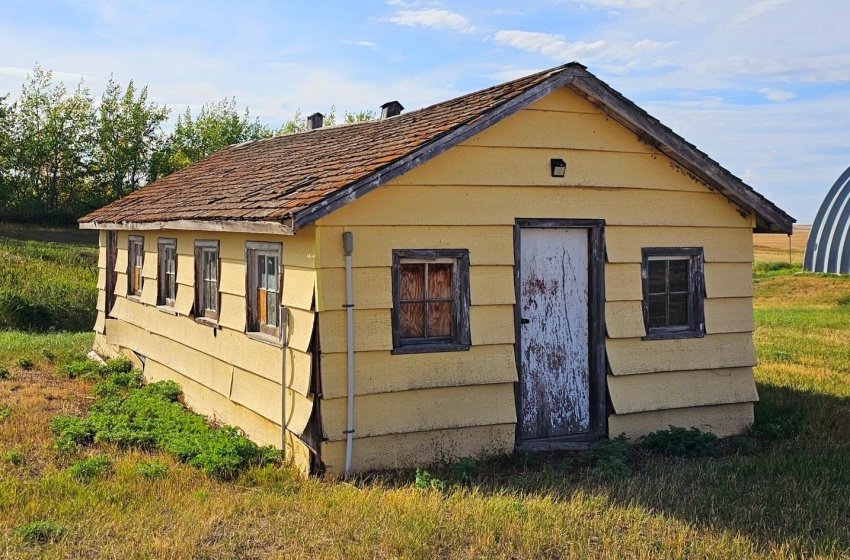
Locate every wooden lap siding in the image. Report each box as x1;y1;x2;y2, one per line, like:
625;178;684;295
314;85;757;472
95;228;319;472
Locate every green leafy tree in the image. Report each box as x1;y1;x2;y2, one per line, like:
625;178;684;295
276;105;375;135
148;98;273;182
92;77;169;205
5;64;96;221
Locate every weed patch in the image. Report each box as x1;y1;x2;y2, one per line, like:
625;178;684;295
0;405;11;422
67;454;112;482
137;460;169;479
413;468;447;491
450;457;479;486
638;426;719;458
51;370;279;479
17;520;66;545
0;364;9;379
581;435;637;480
4;448;23;465
14;357;34;370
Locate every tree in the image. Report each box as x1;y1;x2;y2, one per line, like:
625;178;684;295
276;106;376;135
148;98;273;182
5;64;96;221
92;77;169;205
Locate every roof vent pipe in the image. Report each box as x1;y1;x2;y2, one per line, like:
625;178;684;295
380;101;404;120
306;112;324;130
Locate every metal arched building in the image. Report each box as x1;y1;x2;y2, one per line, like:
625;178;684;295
804;166;850;273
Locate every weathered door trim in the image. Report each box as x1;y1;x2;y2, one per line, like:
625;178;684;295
513;218;607;451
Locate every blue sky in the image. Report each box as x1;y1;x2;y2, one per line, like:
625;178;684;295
2;0;849;224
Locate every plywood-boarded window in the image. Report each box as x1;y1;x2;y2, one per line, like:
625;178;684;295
194;240;220;323
128;236;144;298
641;247;705;340
246;242;282;338
157;238;177;307
392;249;470;354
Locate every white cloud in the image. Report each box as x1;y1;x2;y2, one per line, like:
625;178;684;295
758;87;796;102
727;0;788;26
382;9;475;33
566;0;683;9
493;30;674;70
343;40;379;48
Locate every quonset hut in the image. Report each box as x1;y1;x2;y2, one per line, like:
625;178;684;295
804;166;850;273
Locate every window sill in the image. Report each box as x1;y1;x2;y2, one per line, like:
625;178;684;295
156;305;177;316
391;343;470;355
195;317;220;329
642;330;705;341
245;331;283;347
127;295;143;303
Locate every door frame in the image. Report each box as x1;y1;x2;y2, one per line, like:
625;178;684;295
513;218;607;451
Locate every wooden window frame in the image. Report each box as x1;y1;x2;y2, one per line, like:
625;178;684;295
391;249;471;355
157;238;177;308
127;235;144;298
246;241;282;339
641;247;705;340
194;240;220;324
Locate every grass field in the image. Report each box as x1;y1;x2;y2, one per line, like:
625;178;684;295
1;229;849;558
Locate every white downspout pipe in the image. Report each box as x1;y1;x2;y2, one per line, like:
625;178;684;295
280;302;289;458
343;231;356;478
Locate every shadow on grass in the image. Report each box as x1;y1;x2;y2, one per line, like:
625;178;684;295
372;382;850;557
0;223;97;246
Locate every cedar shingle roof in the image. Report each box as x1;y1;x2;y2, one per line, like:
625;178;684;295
80;63;794;233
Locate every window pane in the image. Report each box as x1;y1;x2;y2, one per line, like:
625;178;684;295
400;264;425;300
669;293;689;327
668;259;689;293
428;301;452;337
257;288;267;324
647;260;666;293
428;264;452;300
400;302;425;338
267;256;277;290
267;290;277;327
648;294;667;328
257;255;266;289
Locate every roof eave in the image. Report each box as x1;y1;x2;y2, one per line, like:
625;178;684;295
79;218;294;236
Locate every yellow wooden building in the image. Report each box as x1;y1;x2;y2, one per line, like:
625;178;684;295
80;63;794;476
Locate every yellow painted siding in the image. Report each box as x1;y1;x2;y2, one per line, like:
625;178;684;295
321;424;515;475
99;227;320;472
606;226;754;263
609;403;754;440
321;383;516;442
608;367;758;414
321;344;517;399
606;333;757;376
606;298;754;339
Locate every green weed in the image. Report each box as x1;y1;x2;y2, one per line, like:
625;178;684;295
66;454;112;482
17;520;66;545
136;460;169;479
581;435;636;480
0;406;11;422
638;426;719;458
0;364;9;379
14;357;34;370
413;468;446;491
450;457;479;486
4;448;23;465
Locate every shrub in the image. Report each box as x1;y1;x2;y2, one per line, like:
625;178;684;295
450;457;479;486
413;468;446;491
638;426;719;458
17;520;66;544
580;435;636;480
51;415;94;451
0;364;9;379
66;454;112;482
15;357;34;370
137;460;169;479
57;356;133;382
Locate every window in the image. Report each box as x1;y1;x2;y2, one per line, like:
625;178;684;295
157;238;177;307
194;240;220;322
247;242;282;338
128;236;144;298
641;247;705;340
391;249;470;354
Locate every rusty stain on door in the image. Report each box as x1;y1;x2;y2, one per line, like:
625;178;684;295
519;227;590;440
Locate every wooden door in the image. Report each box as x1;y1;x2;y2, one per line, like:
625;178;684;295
518;227;591;440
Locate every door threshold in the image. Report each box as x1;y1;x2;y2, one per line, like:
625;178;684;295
517;435;598;452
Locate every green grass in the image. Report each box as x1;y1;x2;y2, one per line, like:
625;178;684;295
0;224;97;332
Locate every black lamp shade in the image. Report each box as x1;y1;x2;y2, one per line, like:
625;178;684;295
551;158;566;177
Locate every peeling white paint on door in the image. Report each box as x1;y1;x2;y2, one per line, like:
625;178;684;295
519;227;590;440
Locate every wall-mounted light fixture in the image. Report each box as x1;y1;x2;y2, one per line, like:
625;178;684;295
550;158;567;178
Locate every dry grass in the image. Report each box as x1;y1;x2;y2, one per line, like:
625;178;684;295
753;225;809;265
